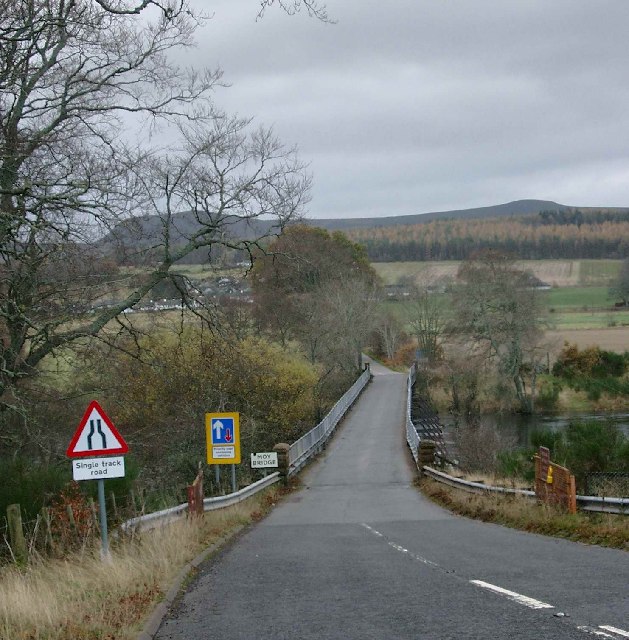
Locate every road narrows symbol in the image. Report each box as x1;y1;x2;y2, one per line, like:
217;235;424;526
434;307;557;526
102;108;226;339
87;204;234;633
87;419;107;450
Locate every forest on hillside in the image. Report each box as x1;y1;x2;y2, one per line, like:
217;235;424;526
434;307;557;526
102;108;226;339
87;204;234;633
344;210;629;261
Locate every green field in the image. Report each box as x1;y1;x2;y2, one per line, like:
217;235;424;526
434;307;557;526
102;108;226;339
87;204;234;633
542;286;615;310
547;310;629;330
374;259;627;332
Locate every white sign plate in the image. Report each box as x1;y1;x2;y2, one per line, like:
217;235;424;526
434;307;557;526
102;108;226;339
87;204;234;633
250;452;279;468
212;445;235;459
72;457;125;481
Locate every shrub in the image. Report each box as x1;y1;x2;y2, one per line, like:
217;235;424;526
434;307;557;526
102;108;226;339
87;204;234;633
552;343;627;379
561;420;628;483
0;458;70;522
535;376;562;410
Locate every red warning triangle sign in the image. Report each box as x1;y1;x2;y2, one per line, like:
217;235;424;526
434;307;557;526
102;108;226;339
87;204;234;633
66;400;129;458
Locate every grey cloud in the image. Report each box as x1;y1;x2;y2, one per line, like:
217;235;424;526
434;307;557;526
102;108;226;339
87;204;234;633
179;0;629;217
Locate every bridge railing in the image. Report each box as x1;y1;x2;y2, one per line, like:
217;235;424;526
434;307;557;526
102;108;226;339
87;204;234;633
122;367;371;531
406;364;628;515
289;368;371;475
406;364;420;465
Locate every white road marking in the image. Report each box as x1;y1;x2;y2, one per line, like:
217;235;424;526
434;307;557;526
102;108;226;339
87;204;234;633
361;523;627;638
600;627;629;638
577;627;616;638
469;580;554;610
360;523;440;567
361;523;383;537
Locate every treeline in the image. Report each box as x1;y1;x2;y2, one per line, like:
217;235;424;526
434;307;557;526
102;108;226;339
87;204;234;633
344;210;629;261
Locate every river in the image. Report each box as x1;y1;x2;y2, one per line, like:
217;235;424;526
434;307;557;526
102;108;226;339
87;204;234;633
442;412;629;448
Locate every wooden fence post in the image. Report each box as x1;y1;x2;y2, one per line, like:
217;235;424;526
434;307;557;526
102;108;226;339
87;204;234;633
66;504;79;539
7;504;28;565
418;440;437;470
273;443;291;486
40;506;53;554
187;470;204;516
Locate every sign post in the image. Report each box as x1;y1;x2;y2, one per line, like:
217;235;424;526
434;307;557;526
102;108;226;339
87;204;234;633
67;401;128;560
206;413;240;494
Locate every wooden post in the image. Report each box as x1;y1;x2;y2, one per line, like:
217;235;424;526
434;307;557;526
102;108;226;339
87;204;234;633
66;504;78;538
273;443;291;486
418;440;437;470
187;470;204;516
88;498;99;531
110;492;119;520
40;506;53;554
6;504;27;565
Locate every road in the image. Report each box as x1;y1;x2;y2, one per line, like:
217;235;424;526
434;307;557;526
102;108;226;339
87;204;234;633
156;362;629;639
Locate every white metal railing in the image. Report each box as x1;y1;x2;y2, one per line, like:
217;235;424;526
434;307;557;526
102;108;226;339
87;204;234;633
422;467;629;515
120;473;281;532
121;369;371;531
288;368;371;474
406;364;420;464
409;366;628;516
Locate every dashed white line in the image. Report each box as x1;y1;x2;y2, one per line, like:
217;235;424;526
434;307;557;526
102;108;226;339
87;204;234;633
360;522;628;638
577;626;616;637
360;523;440;567
361;523;383;537
600;626;629;638
469;580;554;610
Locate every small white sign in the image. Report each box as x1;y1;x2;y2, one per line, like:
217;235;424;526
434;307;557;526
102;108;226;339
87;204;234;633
72;457;125;481
212;445;235;459
250;452;279;468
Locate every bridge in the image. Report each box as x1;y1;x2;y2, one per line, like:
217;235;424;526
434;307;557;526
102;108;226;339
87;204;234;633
154;361;629;639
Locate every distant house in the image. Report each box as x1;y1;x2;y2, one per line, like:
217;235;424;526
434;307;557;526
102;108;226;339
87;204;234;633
525;274;552;290
384;284;412;300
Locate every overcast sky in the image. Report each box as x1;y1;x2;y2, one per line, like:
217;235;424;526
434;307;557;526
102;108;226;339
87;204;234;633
182;1;629;219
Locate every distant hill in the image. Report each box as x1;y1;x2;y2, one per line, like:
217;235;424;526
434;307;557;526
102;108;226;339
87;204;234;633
309;199;574;231
100;199;629;264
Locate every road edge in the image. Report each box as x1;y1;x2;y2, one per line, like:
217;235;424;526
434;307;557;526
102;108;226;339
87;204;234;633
136;523;246;640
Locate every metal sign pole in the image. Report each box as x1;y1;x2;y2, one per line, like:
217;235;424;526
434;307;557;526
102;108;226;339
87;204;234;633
215;465;221;493
231;464;236;493
97;479;110;560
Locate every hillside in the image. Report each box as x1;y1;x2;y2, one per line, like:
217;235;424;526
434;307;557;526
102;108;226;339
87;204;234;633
344;209;629;261
99;199;629;264
310;199;573;230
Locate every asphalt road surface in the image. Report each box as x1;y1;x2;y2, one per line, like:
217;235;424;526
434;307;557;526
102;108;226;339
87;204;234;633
156;362;629;639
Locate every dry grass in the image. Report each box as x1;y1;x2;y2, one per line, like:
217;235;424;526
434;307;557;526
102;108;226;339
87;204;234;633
545;327;629;354
0;488;281;640
372;260;587;288
420;478;629;550
446;470;531;491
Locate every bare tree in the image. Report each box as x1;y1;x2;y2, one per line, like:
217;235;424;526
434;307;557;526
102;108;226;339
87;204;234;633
0;1;309;411
258;0;332;21
451;251;544;413
406;285;445;362
376;312;403;361
252;226;378;373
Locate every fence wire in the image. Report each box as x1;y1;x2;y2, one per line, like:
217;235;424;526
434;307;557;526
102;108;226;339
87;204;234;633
585;472;629;498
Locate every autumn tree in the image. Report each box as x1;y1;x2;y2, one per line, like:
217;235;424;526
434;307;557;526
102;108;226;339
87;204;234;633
450;251;544;413
0;0;310;413
251;225;379;375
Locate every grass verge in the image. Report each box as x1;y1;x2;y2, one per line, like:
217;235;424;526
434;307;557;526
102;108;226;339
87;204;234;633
0;486;283;640
419;478;629;551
